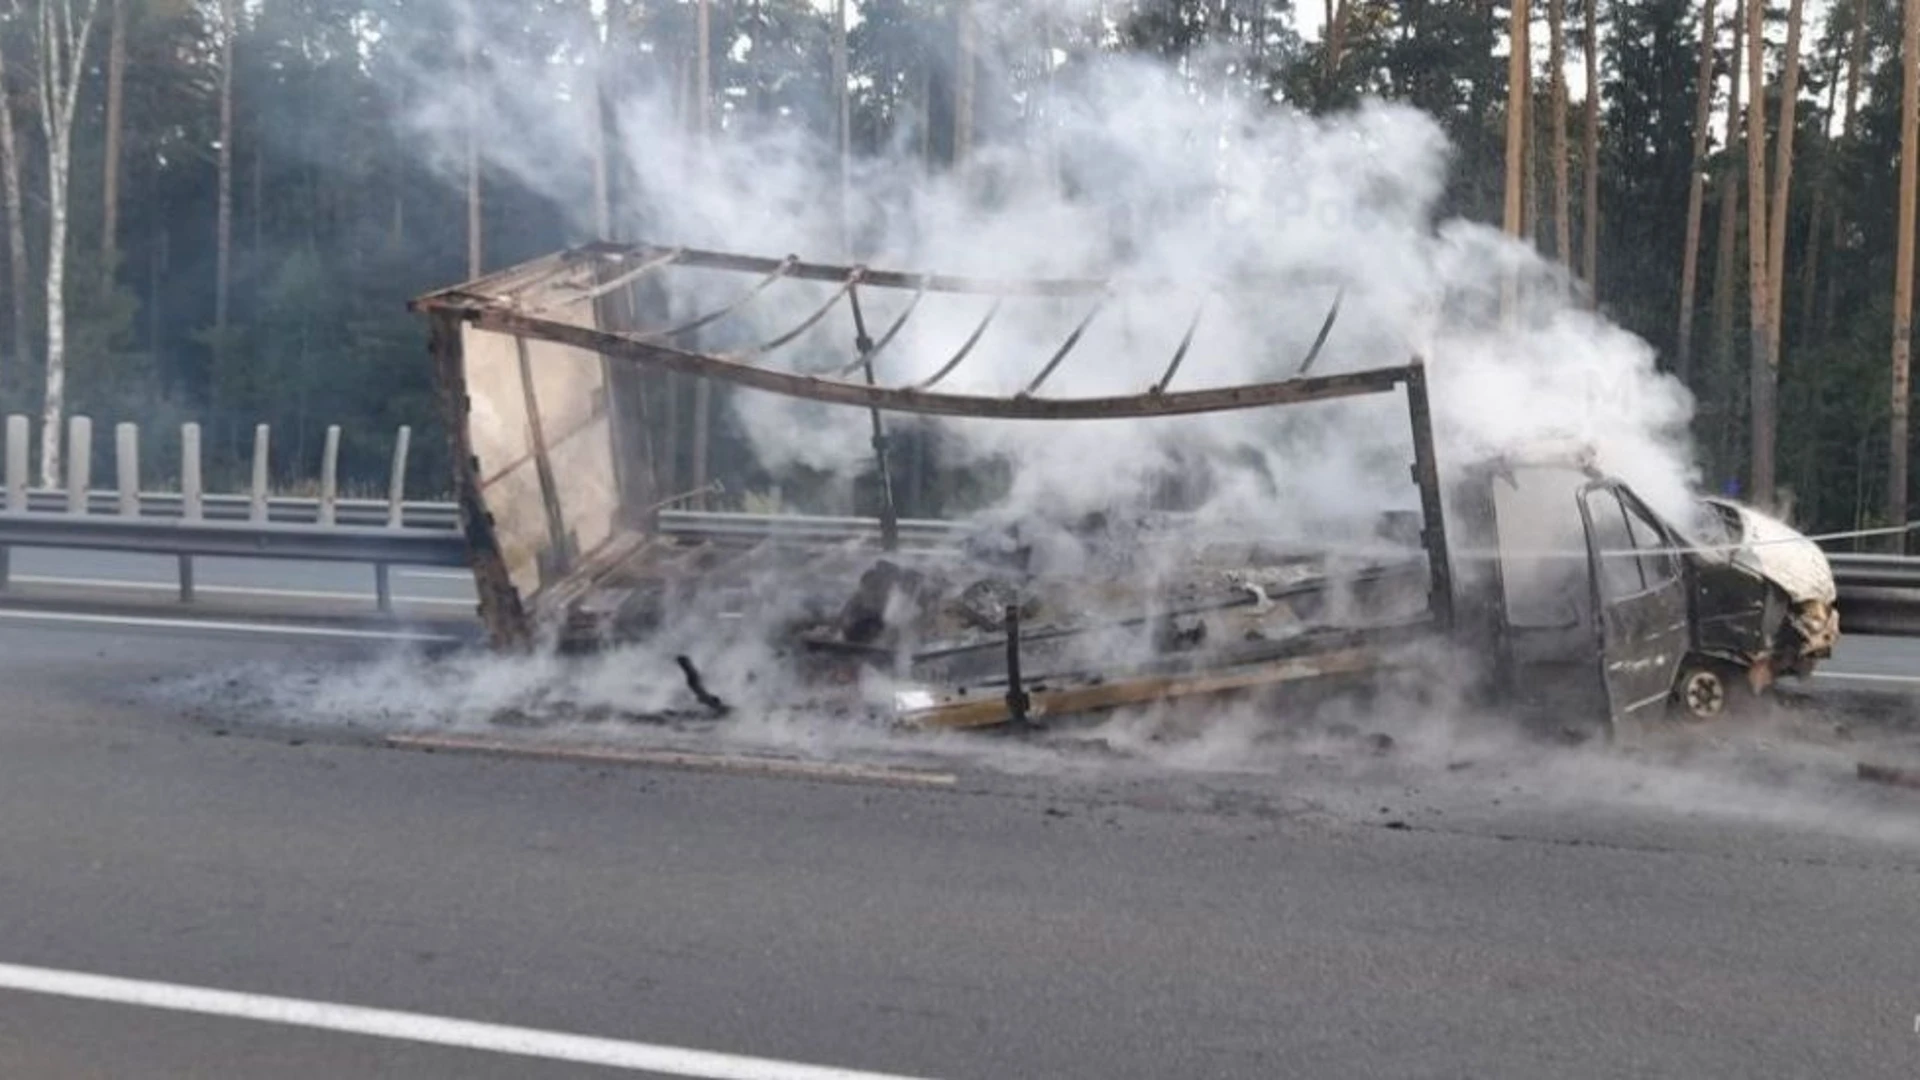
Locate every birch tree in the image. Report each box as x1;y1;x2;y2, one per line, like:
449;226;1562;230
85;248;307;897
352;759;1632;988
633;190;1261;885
30;0;102;488
0;6;29;385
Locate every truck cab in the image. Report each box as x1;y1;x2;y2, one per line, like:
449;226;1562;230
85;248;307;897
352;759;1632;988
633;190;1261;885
1448;445;1838;734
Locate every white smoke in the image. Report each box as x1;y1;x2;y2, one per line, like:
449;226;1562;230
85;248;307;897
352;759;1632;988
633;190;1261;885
388;5;1701;531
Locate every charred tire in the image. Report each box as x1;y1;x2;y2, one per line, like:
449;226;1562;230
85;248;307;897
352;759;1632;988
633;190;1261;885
1669;661;1748;721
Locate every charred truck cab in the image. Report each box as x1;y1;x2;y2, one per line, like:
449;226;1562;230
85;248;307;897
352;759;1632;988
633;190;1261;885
1448;444;1839;734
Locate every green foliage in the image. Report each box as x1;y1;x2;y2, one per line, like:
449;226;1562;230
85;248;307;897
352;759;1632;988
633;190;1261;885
0;0;1905;528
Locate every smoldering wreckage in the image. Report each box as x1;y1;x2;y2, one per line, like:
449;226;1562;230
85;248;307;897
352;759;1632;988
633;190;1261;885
406;242;1848;755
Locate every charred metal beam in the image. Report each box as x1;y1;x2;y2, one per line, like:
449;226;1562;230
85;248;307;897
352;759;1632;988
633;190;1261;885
1294;290;1344;376
469;307;1420;421
829;279;926;377
632;255;799;341
543;241;1351;299
727;266;865;360
513;335;578;583
848;285;900;551
1020;294;1110;396
675;655;732;716
915;299;1002;390
1403;361;1454;632
1004;604;1031;726
427;310;530;650
409;250;579;313
903;644;1392;730
1150;300;1208;395
613;243;1111;297
529;247;685;315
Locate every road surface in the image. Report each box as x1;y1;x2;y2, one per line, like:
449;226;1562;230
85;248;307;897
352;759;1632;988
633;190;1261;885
0;603;1916;1078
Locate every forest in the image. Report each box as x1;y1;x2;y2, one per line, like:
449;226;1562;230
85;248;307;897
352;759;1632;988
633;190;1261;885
0;0;1912;542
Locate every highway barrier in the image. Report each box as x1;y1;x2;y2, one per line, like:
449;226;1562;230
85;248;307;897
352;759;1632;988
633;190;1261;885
2;412;1919;635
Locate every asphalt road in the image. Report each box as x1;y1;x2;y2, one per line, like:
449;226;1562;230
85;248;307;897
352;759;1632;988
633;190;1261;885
0;606;1918;1078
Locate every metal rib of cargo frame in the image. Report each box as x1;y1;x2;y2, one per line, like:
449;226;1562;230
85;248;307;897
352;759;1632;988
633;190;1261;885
408;241;1455;653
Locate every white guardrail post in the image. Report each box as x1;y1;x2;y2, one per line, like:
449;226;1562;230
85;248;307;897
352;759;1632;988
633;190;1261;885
179;422;201;602
0;414;24;588
375;425;411;614
66;416;91;517
318;425;340;528
249;424;270;524
115;423;139;518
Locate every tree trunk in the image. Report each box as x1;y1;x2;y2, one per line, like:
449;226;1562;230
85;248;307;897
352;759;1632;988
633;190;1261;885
589;2;615;241
1799;30;1842;341
1676;0;1714;382
102;0;124;276
1582;0;1600;301
833;0;850;253
464;41;481;278
1325;0;1348;82
0;29;30;385
1745;0;1774;505
920;65;933;174
34;0;103;489
1526;54;1539;248
1766;0;1804;361
1712;0;1743;480
1892;0;1919;540
955;0;976;166
215;0;234;339
252;144;263;266
1504;0;1529;243
690;0;713;507
1824;0;1870;337
1550;0;1570;264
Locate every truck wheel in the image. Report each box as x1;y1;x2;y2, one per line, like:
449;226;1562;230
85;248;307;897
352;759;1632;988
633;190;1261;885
1673;664;1732;721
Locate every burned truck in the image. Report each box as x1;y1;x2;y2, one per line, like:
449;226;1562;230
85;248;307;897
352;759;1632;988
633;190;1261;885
407;242;1838;738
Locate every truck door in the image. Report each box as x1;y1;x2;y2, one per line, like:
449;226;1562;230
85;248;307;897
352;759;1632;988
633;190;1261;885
1577;482;1690;728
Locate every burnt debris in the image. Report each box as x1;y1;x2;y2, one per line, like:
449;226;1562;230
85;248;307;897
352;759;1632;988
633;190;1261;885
675;655;732;717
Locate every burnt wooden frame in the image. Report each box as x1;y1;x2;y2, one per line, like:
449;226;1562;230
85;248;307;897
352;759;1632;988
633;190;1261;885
410;242;1455;649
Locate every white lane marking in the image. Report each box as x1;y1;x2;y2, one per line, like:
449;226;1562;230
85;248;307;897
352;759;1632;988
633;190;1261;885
0;608;464;643
1813;670;1920;686
8;575;473;607
399;569;476;582
0;962;933;1079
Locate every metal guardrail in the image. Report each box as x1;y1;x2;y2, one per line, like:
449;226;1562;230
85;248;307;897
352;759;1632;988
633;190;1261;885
1828;555;1920;637
4;410;1920;635
0;511;468;565
1828;553;1920;590
0;414;452;611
